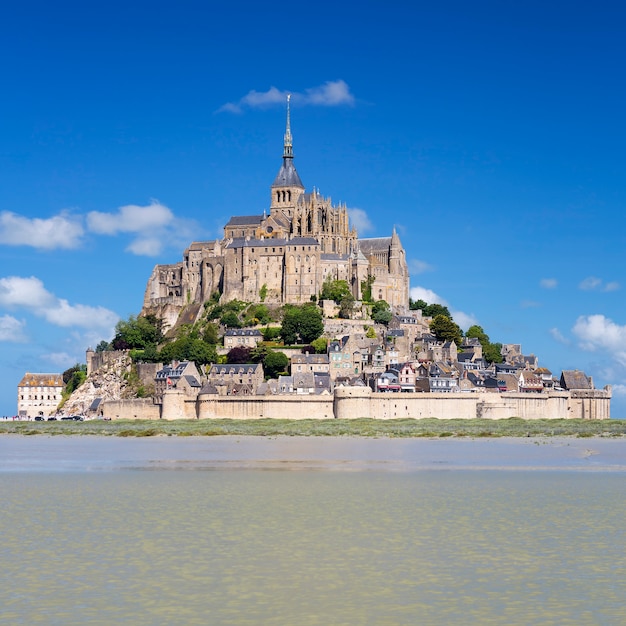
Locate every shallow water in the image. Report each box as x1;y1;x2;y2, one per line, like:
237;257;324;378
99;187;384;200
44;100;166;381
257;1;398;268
2;459;626;624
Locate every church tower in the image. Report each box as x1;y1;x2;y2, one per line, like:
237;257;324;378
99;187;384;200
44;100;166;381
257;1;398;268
270;95;305;217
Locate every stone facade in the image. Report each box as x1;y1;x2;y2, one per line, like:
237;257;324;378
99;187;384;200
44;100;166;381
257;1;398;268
17;373;64;418
142;100;409;328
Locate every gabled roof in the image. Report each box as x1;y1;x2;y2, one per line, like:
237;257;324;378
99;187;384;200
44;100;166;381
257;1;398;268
560;370;593;390
225;215;264;227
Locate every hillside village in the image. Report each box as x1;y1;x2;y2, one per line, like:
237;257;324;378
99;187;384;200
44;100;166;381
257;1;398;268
16;102;611;420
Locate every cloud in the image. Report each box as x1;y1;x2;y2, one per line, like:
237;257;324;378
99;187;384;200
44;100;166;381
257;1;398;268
572;314;626;366
451;310;479;331
521;300;541;308
410;286;447;305
0;314;27;342
0;276;119;333
409;286;476;330
348;208;374;234
218;80;355;113
87;201;173;235
540;278;557;289
579;276;620;292
0;210;84;250
549;327;570;345
87;201;199;257
409;259;433;275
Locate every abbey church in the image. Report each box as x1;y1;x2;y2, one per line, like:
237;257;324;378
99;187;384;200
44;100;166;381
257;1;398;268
142;100;409;324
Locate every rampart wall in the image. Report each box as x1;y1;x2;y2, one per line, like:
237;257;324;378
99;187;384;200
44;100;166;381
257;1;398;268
100;387;611;421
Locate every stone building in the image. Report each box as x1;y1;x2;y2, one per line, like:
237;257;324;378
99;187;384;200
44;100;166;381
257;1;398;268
17;373;64;418
142;99;409;329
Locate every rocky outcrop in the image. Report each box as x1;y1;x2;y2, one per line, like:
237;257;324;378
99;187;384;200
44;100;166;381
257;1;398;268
61;352;136;415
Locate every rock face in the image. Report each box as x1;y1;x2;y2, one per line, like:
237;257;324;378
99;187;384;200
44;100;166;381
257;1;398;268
62;352;135;416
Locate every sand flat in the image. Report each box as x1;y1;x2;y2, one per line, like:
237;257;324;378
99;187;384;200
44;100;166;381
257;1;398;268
1;435;626;472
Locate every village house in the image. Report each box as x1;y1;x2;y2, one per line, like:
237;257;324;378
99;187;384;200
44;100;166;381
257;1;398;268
290;353;330;375
206;363;265;396
154;361;202;402
223;328;263;349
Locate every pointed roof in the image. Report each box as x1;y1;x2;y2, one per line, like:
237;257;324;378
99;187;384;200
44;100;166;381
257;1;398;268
272;95;304;189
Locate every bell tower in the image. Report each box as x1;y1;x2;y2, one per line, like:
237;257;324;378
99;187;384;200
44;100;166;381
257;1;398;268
270;95;305;217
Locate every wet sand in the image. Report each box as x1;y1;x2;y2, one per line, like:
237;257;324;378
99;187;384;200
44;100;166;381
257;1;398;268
1;435;626;472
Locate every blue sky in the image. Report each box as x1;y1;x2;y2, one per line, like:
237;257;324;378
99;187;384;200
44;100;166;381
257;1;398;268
1;0;625;417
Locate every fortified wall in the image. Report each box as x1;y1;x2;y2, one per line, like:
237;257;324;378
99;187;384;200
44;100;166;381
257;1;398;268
99;386;611;420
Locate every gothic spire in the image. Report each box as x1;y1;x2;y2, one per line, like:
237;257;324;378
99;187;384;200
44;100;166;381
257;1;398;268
272;94;304;190
283;94;293;159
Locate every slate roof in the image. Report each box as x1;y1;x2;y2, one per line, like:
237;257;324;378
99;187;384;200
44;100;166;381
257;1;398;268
225;215;264;227
272;158;304;188
560;370;593;390
225;328;263;337
359;237;392;254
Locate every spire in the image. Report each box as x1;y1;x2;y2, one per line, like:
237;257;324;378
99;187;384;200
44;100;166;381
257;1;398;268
272;94;304;190
283;94;293;159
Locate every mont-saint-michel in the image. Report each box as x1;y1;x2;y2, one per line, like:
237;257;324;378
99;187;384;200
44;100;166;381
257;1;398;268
17;102;611;421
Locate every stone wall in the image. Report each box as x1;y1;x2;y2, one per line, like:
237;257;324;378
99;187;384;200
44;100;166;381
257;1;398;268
101;386;612;421
102;398;160;420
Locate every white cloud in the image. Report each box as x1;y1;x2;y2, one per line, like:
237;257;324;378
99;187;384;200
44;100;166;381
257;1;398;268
612;384;626;397
572;314;626;366
0;276;119;334
348;208;374;234
409;286;476;330
410;286;447;305
540;278;557;289
0;210;84;250
451;310;479;331
579;276;620;292
0;314;27;342
409;259;433;275
87;201;173;235
549;327;570;345
42;351;78;368
218;80;355;113
86;201;199;257
521;300;541;308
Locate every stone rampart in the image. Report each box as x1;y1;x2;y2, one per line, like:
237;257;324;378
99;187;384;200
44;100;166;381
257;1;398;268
102;398;160;420
102;386;611;421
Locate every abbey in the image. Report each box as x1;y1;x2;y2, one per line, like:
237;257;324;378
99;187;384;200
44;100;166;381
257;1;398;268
143;100;409;321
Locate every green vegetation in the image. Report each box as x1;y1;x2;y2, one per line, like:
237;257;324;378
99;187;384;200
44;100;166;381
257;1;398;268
371;299;392;325
409;298;452;318
2;418;625;438
465;324;503;364
429;314;463;345
360;275;375;303
319;277;351;303
280;303;324;344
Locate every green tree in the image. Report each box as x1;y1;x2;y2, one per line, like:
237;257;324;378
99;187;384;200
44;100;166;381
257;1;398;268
111;314;164;350
220;311;242;328
466;325;502;364
430;314;463;344
320;277;351;303
409;299;452;319
311;336;328;354
281;304;324;344
62;363;87;397
95;340;110;352
263;351;290;379
371;299;392;325
259;284;268;302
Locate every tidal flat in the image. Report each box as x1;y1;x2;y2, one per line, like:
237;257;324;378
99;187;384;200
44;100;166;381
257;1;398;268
1;416;626;438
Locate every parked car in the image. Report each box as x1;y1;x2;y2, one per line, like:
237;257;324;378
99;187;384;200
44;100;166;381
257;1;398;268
47;416;57;421
34;416;45;421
